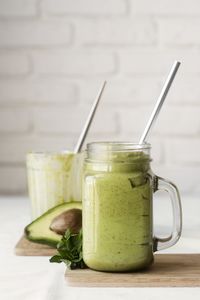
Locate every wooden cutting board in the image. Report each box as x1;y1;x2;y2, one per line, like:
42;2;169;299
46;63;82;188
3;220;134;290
65;254;200;287
15;236;56;256
15;238;200;287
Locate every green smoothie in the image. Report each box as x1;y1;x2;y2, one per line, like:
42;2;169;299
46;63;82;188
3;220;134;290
83;150;153;272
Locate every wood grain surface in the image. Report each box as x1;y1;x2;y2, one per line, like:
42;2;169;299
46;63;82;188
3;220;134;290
65;254;200;287
15;236;56;256
15;238;200;287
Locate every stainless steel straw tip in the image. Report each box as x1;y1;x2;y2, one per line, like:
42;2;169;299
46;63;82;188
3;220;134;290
139;60;181;144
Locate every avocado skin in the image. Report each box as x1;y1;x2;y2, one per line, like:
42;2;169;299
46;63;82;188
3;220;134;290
25;202;82;248
25;231;59;248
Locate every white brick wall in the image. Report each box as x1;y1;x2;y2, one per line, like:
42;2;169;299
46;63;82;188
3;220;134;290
75;19;156;45
0;21;72;47
158;18;200;46
0;52;30;75
42;0;127;15
78;79;161;105
130;0;200;15
0;0;200;196
0;0;38;17
0;108;31;133
0;79;78;104
32;51;116;76
0;166;26;194
166;138;200;164
119;50;200;75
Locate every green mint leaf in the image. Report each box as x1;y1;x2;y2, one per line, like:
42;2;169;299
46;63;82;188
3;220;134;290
49;255;63;263
49;229;86;270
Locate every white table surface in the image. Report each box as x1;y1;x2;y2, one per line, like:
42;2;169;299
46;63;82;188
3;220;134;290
1;195;200;300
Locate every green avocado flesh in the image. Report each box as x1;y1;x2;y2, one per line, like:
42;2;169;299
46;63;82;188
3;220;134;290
25;202;82;247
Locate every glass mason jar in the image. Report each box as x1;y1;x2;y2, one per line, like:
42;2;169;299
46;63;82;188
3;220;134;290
26;151;83;220
82;142;182;272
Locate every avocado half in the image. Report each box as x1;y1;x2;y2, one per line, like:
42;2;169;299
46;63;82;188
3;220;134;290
25;202;82;247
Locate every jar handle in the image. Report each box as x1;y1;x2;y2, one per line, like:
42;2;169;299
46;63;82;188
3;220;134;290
153;175;182;252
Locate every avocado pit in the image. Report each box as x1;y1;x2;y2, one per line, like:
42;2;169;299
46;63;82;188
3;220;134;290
50;208;82;235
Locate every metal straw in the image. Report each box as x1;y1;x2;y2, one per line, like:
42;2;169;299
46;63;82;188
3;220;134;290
74;81;107;153
139;61;181;144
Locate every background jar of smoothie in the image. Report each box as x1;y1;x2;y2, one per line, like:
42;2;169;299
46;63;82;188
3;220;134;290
82;142;182;272
26;151;83;220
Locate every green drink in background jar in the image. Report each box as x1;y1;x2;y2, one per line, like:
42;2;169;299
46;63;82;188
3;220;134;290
27;152;83;220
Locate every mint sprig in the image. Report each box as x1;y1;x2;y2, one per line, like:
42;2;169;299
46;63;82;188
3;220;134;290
49;229;86;269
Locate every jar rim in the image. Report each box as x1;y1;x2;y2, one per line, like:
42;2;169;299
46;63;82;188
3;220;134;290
26;150;74;157
87;141;151;152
